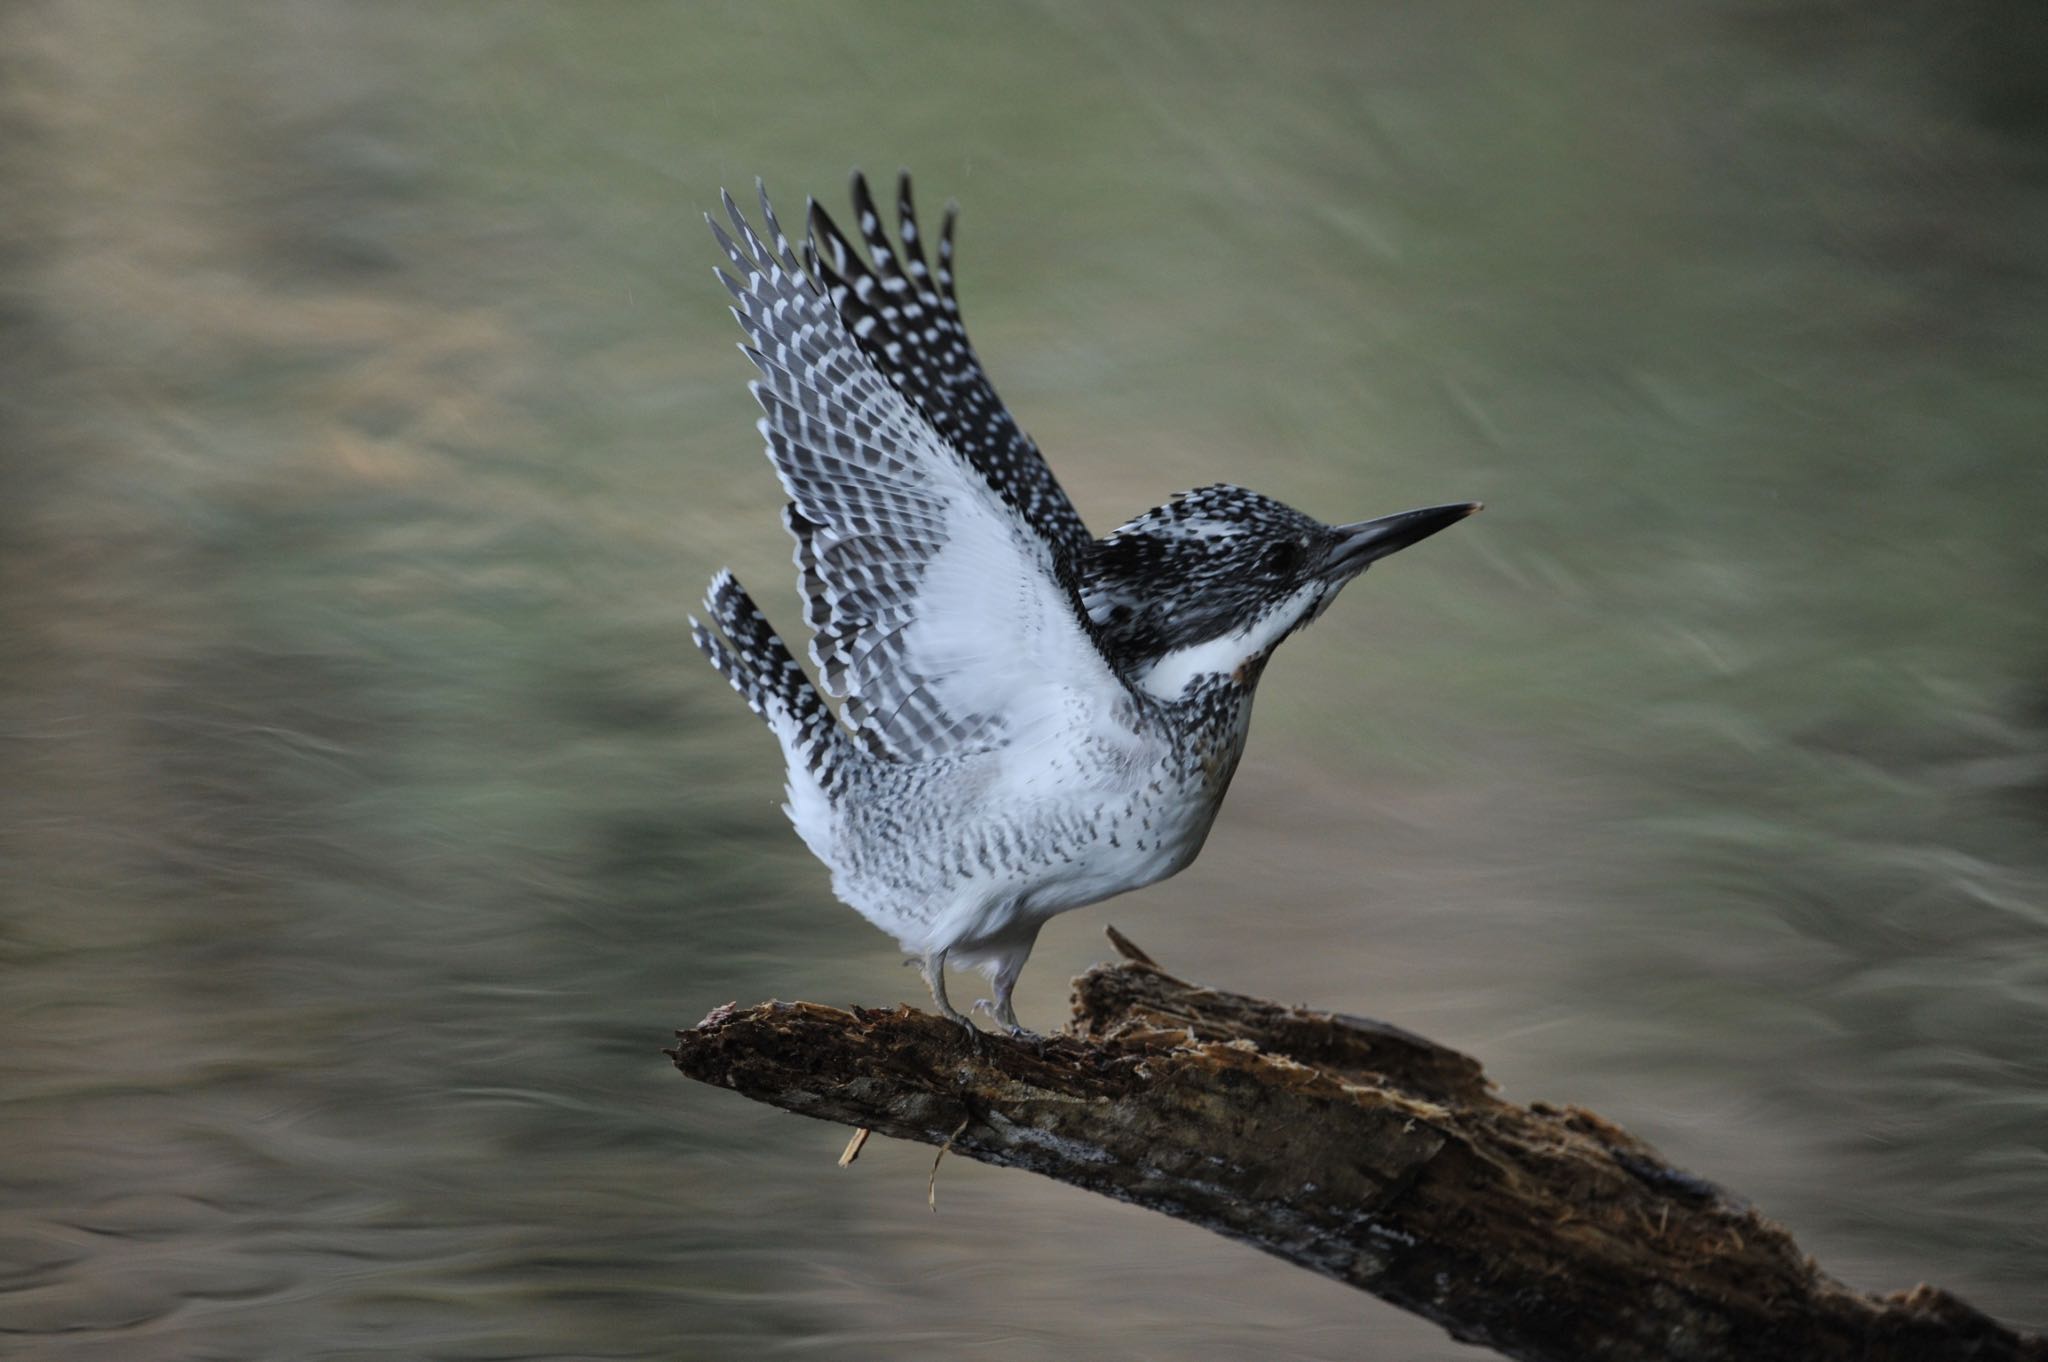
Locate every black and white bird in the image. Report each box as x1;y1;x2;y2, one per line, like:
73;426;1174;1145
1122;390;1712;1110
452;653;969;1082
692;172;1478;1038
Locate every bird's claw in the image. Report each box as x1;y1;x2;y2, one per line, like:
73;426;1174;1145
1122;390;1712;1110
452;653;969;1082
951;1014;988;1054
974;999;1045;1051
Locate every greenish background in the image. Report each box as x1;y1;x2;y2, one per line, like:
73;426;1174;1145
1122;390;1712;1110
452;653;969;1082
4;4;2043;1358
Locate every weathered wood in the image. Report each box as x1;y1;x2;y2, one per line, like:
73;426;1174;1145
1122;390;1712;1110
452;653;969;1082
668;937;2044;1362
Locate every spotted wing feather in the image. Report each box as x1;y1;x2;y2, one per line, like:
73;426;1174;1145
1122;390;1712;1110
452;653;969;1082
691;569;846;792
711;184;1137;764
806;171;1094;565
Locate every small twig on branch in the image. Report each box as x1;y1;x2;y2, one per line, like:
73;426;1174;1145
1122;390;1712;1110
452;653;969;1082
667;935;2044;1362
928;1112;971;1212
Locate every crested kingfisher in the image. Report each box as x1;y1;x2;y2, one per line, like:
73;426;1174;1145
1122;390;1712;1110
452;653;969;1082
692;172;1478;1039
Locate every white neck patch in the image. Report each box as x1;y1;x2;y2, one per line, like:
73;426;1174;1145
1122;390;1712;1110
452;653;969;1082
1134;582;1323;700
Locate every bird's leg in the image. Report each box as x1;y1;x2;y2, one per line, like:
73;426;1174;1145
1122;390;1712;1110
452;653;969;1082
974;956;1042;1047
920;949;982;1046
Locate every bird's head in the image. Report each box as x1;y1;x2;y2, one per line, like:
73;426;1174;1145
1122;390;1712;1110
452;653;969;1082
1081;484;1479;701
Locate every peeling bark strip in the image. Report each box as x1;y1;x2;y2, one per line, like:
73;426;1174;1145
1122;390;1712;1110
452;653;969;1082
668;940;2044;1362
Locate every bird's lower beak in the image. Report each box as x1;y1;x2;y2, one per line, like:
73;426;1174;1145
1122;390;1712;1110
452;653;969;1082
1323;502;1482;579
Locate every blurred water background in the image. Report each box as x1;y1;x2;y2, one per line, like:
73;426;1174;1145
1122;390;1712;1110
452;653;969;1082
3;4;2045;1359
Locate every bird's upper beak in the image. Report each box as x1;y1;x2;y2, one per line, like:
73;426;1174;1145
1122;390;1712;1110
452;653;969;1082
1322;502;1482;579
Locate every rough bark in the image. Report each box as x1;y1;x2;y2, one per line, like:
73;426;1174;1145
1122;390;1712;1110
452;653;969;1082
667;934;2045;1362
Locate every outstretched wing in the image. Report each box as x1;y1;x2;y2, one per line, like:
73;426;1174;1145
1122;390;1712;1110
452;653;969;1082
709;183;1138;764
806;171;1094;563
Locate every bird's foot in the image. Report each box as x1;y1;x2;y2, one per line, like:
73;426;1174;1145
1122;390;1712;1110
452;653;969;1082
920;950;985;1054
974;999;1045;1052
937;1002;987;1053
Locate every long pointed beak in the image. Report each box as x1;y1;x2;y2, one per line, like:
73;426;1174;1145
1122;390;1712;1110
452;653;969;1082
1323;501;1482;579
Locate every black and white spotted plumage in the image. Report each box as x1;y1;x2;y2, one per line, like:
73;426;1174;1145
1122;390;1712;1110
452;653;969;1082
691;570;847;793
1082;484;1331;664
808;172;1095;565
704;181;1131;767
688;173;1479;1036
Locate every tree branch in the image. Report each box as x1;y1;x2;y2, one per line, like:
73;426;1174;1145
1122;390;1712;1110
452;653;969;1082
667;935;2043;1362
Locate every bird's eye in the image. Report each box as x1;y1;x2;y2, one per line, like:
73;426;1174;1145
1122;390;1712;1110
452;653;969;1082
1260;541;1302;575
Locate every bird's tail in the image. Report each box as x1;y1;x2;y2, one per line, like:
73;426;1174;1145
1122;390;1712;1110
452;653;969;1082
691;569;850;796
